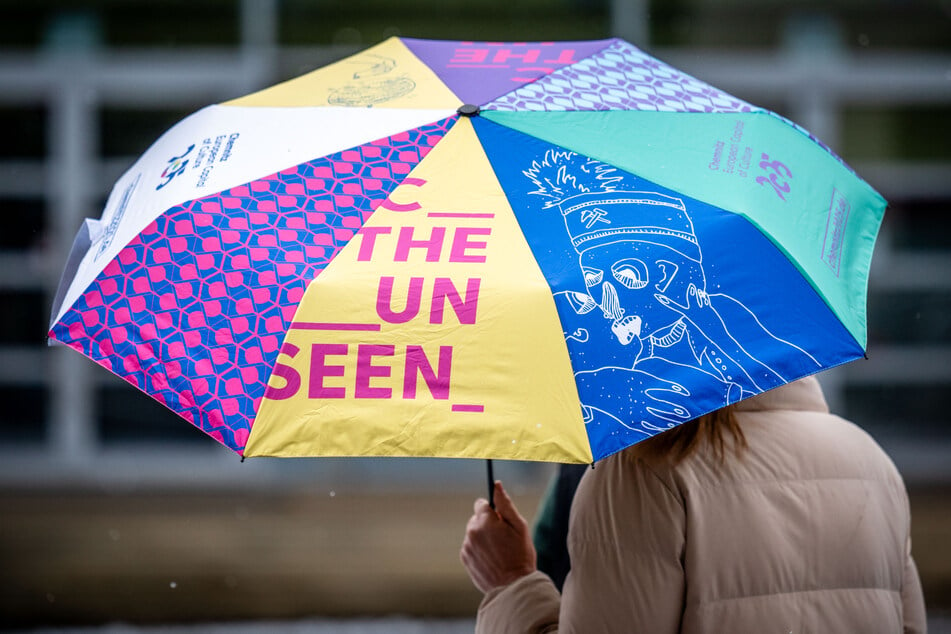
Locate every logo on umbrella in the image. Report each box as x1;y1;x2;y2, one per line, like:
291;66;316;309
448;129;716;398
156;144;195;190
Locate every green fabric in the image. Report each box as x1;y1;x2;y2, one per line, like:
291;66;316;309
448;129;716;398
484;109;886;348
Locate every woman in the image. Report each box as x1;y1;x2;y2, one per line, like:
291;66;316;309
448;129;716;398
460;376;926;633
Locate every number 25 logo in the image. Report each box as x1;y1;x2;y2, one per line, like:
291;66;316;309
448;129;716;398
756;153;792;201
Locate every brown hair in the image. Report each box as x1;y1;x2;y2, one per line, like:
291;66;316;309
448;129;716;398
638;405;747;465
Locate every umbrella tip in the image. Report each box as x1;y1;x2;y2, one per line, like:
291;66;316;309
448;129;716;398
457;104;481;117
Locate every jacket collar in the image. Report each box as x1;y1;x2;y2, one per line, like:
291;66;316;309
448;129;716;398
734;375;829;414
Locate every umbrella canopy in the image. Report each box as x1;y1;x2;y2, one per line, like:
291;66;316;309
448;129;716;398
48;38;884;464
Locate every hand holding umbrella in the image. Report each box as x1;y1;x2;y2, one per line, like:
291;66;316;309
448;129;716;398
461;481;537;594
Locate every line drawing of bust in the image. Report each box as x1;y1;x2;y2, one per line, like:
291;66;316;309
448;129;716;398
524;150;820;440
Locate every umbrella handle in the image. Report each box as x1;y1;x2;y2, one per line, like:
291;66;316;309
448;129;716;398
486;459;495;510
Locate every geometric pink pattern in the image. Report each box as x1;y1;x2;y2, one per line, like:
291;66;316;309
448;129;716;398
49;117;456;454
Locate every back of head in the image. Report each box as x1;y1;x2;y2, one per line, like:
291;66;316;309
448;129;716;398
637;404;746;466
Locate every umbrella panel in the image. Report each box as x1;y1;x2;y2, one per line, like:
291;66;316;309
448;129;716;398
485;38;756;115
401;38;614;106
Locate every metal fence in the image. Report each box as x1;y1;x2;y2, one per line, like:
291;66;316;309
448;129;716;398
1;5;949;488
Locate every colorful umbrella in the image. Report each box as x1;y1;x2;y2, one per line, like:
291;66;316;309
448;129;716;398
49;37;884;468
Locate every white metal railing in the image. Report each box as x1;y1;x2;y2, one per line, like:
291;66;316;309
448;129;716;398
0;7;949;487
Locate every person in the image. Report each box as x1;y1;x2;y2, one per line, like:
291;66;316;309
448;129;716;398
531;463;588;591
460;376;927;633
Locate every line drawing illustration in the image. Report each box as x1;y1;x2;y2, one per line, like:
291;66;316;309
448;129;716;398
524;150;820;438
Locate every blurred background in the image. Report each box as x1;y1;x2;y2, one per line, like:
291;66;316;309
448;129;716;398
1;0;949;630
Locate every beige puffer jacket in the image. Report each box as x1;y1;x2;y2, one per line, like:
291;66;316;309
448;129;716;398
476;376;927;633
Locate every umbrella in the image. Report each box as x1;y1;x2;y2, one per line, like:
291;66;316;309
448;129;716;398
48;37;883;478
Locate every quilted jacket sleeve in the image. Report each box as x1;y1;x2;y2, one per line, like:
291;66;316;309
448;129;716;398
902;536;927;634
476;571;561;634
